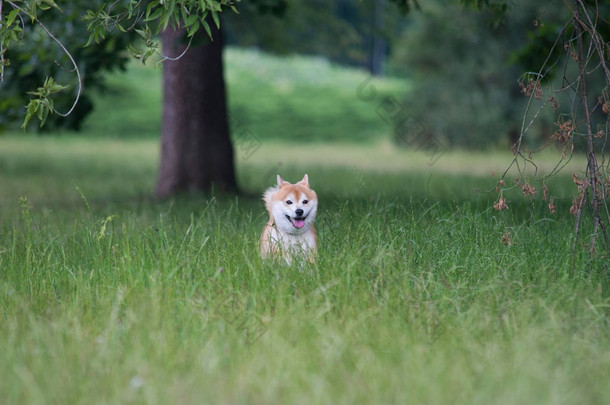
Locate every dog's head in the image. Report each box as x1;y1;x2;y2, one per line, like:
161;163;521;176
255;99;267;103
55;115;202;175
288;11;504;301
268;174;318;234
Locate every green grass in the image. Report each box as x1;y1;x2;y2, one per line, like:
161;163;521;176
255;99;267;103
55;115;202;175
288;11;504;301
1;47;608;404
0;134;608;404
81;47;409;142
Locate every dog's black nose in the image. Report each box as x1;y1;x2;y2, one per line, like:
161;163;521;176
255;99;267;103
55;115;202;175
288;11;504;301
295;208;304;217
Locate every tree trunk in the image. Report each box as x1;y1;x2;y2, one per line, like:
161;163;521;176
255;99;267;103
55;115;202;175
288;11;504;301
156;23;237;197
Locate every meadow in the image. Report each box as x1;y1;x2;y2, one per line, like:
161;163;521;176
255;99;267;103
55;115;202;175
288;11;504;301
0;49;608;404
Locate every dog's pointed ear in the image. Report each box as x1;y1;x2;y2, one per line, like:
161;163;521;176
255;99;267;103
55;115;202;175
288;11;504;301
276;175;286;187
298;174;309;186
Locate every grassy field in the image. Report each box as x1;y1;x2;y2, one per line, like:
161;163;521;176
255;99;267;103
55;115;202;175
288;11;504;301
0;133;608;404
1;48;609;404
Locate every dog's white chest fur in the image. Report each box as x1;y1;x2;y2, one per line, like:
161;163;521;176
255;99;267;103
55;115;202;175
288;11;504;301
266;226;316;257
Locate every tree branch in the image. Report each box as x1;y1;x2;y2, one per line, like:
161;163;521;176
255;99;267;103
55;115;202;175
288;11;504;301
34;19;81;117
573;0;608;250
7;1;82;119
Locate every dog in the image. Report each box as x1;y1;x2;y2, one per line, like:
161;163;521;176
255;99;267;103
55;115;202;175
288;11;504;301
260;174;318;264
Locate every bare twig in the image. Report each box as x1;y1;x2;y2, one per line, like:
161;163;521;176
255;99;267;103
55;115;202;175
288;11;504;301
573;0;608;250
158;33;194;62
498;0;609;256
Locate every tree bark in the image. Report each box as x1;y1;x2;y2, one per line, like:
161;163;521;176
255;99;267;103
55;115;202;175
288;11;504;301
156;23;237;197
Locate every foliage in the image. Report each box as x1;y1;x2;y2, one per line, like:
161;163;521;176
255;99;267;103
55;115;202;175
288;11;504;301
0;0;137;131
0;134;608;403
82;0;235;53
0;0;238;131
388;1;567;149
386;0;609;254
22;77;67;128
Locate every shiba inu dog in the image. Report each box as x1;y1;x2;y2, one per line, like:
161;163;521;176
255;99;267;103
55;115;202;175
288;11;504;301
260;174;318;264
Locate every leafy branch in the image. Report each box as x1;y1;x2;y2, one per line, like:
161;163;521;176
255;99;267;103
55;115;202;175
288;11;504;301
4;0;82;129
83;0;239;65
1;0;240;128
1;0;25;82
22;77;67;128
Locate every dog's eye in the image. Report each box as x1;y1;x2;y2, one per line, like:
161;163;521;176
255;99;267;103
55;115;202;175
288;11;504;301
286;200;293;205
302;200;309;205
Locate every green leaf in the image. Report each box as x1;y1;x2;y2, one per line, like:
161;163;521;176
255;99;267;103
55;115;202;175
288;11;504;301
166;1;176;23
180;6;189;26
210;9;220;29
21;77;67;129
42;0;62;12
185;13;198;26
135;27;153;42
146;2;163;22
45;79;68;93
205;0;222;12
22;100;40;129
146;1;160;19
201;19;212;39
186;20;200;37
6;9;21;27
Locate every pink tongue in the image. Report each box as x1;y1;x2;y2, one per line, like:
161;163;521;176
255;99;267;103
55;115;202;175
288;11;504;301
293;219;305;229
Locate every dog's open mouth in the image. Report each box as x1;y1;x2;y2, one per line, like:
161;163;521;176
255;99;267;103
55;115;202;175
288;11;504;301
286;214;307;229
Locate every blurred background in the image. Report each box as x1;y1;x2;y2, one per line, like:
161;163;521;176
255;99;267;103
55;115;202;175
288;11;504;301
0;0;576;142
0;0;599;202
